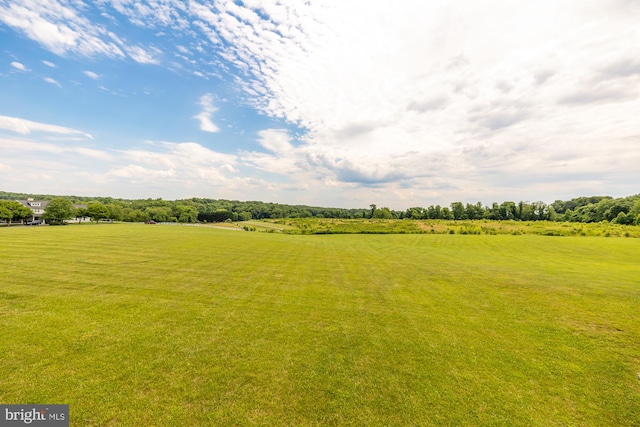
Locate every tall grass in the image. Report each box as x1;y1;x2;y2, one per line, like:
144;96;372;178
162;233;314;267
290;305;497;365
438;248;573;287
1;224;639;425
267;218;640;237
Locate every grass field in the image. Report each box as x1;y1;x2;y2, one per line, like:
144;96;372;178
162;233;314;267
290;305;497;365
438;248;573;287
1;223;639;425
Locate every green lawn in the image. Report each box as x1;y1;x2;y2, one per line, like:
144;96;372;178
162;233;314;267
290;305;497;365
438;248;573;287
1;224;639;426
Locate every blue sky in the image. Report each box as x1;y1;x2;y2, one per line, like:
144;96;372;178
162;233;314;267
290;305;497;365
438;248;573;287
1;0;639;209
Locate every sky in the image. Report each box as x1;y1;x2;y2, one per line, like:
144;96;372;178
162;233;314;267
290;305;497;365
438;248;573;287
1;0;639;210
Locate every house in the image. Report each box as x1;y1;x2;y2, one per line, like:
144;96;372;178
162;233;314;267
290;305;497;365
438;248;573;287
16;198;89;224
17;199;49;223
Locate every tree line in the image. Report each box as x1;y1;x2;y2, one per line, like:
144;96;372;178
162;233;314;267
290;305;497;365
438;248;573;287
1;191;639;225
401;195;640;224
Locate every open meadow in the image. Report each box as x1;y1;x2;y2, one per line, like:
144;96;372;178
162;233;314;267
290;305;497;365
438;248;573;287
1;223;639;425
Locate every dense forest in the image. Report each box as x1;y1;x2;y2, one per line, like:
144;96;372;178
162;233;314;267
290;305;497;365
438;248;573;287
1;191;639;225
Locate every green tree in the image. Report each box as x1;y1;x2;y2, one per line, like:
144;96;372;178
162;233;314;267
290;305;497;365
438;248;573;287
572;204;598;222
87;202;110;223
406;207;423;219
0;201;32;225
603;198;633;222
532;201;550;220
271;208;285;219
551;196;612;215
369;204;377;219
518;201;535;221
465;202;484;220
176;205;198;223
145;206;173;222
75;207;89;222
373;207;394;219
500;201;517;220
43;198;75;224
593;198;615;222
210;209;236;222
629;199;640;219
0;204;12;225
613;211;632;225
123;209;150;222
237;211;252;221
451;202;465;220
441;207;453;220
106;203;124;221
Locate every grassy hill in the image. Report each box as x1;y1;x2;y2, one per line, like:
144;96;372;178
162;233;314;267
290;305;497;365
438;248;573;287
1;223;639;425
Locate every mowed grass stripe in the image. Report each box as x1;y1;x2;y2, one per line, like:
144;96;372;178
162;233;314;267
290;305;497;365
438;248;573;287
1;224;639;425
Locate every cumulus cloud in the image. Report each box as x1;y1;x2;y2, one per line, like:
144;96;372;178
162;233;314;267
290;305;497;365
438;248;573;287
195;0;640;202
102;140;241;195
0;134;112;196
119;141;236;172
257;129;293;155
0;130;245;200
193;94;220;133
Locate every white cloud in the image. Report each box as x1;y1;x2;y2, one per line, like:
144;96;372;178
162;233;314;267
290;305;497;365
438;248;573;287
109;164;177;180
0;0;124;58
0;1;160;64
124;45;161;64
42;60;55;67
0;133;246;200
193;94;220;133
10;61;26;71
104;141;240;193
0;115;92;139
73;147;114;161
257;129;293;155
83;70;100;79
43;77;62;87
181;0;640;206
0;135;112;195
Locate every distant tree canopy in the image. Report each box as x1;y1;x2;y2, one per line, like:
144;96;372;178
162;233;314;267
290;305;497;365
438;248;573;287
555;196;640;224
1;191;639;225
